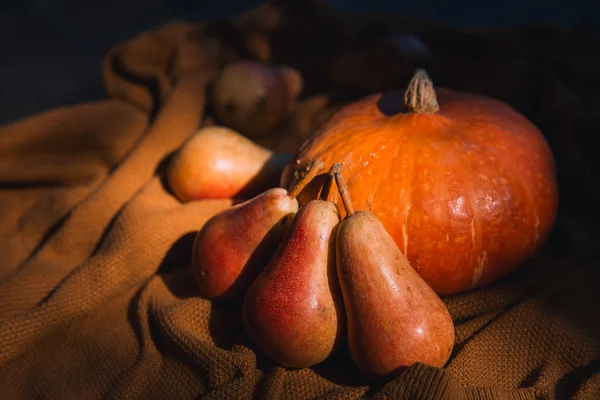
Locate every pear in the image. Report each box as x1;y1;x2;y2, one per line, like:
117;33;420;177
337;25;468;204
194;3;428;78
191;160;324;302
333;164;455;379
210;61;303;138
167;126;291;202
242;170;344;368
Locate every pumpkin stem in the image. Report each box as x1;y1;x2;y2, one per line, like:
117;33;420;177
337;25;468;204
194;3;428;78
404;69;440;114
288;159;325;199
332;164;355;216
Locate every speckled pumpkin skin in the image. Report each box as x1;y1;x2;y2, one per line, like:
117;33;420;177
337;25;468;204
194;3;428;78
281;88;559;296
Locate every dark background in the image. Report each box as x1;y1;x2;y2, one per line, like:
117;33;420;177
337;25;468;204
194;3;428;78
1;0;598;124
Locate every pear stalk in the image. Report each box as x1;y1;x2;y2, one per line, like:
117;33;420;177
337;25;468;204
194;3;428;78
288;160;325;199
332;163;355;216
319;164;339;201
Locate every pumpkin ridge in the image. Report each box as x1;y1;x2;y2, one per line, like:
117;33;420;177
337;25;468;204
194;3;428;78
312;124;367;162
404;115;447;274
365;120;416;234
431;113;452;131
466;126;529;289
363;137;391;213
461;147;485;290
464;131;536;287
489;139;540;256
399;122;417;259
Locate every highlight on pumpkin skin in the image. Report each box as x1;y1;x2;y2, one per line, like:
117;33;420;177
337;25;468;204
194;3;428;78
404;69;440;114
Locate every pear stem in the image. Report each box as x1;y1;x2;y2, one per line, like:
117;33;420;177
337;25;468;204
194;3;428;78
332;164;355;216
288;159;325;199
319;164;337;201
404;69;440;114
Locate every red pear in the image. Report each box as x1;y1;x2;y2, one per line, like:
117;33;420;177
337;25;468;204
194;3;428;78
167;126;290;202
191;160;324;302
333;164;455;379
242;197;344;368
210;61;303;138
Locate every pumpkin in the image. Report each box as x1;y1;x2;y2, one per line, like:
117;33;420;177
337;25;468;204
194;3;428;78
281;69;559;295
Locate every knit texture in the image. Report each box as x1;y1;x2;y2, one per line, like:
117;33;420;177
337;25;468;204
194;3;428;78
1;2;599;399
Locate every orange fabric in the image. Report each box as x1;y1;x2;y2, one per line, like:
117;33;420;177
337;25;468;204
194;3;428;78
1;2;599;399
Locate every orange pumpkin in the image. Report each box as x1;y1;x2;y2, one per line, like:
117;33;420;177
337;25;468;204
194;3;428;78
281;70;559;296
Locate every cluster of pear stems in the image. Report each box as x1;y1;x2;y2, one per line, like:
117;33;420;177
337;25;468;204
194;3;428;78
287;159;354;216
